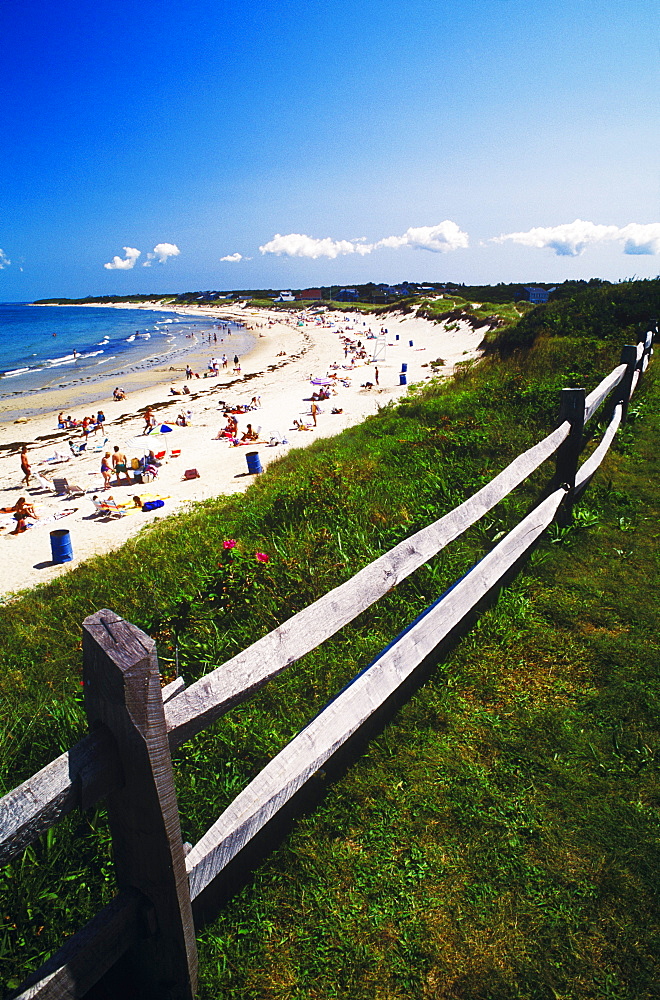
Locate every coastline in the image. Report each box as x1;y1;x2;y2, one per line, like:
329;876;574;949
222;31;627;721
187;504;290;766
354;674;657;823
0;302;255;423
0;304;486;600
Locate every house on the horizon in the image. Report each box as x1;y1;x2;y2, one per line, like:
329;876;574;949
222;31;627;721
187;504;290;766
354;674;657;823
295;288;323;301
523;285;556;304
275;290;295;302
335;288;359;301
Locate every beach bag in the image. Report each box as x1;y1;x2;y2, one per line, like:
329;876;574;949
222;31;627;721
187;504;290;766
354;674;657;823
130;458;141;470
142;499;165;512
184;468;200;480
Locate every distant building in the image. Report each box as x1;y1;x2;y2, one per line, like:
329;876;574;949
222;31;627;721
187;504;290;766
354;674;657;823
296;288;323;300
275;291;295;302
523;286;556;304
335;288;359;301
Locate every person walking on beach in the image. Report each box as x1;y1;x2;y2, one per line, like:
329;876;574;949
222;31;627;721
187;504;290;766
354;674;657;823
222;354;227;368
20;445;31;488
143;407;156;434
374;367;379;386
311;401;318;426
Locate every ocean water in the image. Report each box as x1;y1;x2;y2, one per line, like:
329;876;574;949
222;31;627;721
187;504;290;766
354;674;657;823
0;303;249;403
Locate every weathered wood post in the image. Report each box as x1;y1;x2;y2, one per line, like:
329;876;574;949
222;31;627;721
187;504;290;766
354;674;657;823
554;387;585;526
615;344;638;426
82;609;197;1000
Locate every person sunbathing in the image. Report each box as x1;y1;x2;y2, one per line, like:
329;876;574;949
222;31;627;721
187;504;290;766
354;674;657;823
241;423;258;443
9;497;38;534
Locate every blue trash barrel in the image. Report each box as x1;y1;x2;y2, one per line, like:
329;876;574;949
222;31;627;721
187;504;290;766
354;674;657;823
399;373;407;386
395;334;399;341
50;528;73;564
409;339;414;347
401;362;408;373
246;451;262;474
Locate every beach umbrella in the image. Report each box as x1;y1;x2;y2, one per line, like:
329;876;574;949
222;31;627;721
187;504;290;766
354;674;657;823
124;431;172;456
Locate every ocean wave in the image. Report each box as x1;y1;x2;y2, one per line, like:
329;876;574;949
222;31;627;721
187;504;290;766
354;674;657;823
1;366;31;378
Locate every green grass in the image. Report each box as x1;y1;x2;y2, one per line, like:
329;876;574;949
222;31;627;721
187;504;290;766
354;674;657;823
1;293;659;997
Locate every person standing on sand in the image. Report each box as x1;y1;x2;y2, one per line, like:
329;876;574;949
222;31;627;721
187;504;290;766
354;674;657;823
311;401;318;426
20;445;31;488
111;446;132;484
101;452;112;490
374;367;379;385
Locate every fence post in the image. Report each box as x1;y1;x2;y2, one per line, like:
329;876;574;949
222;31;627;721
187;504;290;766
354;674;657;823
616;344;638;426
82;609;197;1000
554;387;585;525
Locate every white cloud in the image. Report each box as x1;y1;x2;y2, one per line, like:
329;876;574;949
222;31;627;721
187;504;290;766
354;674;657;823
259;221;468;259
493;219;660;257
0;249;10;269
221;252;244;262
104;246;141;270
143;242;181;266
618;223;660;255
259;233;373;258
376;221;469;253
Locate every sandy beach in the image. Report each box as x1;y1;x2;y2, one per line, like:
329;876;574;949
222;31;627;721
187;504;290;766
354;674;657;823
0;303;485;600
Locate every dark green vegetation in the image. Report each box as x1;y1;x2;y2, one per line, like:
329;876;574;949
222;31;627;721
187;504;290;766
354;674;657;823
2;280;660;998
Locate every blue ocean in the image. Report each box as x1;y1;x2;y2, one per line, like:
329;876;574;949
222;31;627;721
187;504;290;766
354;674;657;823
0;303;247;404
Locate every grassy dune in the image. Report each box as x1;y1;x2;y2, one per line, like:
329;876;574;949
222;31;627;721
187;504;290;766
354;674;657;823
1;282;659;998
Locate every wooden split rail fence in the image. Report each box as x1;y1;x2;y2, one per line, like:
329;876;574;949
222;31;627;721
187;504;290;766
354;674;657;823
1;329;655;999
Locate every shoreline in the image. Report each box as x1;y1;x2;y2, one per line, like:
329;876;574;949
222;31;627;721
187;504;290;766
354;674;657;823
0;304;486;600
0;302;255;422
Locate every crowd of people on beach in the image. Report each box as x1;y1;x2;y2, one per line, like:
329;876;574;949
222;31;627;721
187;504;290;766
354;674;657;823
4;308;397;553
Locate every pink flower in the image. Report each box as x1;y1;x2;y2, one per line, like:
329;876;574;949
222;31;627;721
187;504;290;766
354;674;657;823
255;551;270;563
223;539;237;550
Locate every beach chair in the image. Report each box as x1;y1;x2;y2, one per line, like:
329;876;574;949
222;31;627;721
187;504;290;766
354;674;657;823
35;473;55;492
87;436;109;454
91;497;128;518
69;440;86;457
64;481;86;498
53;478;69;496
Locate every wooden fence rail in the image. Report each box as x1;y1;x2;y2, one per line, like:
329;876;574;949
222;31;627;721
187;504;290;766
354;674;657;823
2;328;655;999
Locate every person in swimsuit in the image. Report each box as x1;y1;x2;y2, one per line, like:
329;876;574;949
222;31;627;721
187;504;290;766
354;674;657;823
20;446;31;488
101;452;112;489
111;446;132;484
9;497;38;534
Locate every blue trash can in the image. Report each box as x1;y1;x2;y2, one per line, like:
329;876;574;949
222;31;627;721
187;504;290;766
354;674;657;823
246;451;262;474
401;362;408;373
409;339;414;347
399;373;407;386
50;529;73;564
395;334;399;341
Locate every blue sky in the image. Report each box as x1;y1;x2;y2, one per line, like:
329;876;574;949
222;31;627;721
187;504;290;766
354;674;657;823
1;0;659;300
